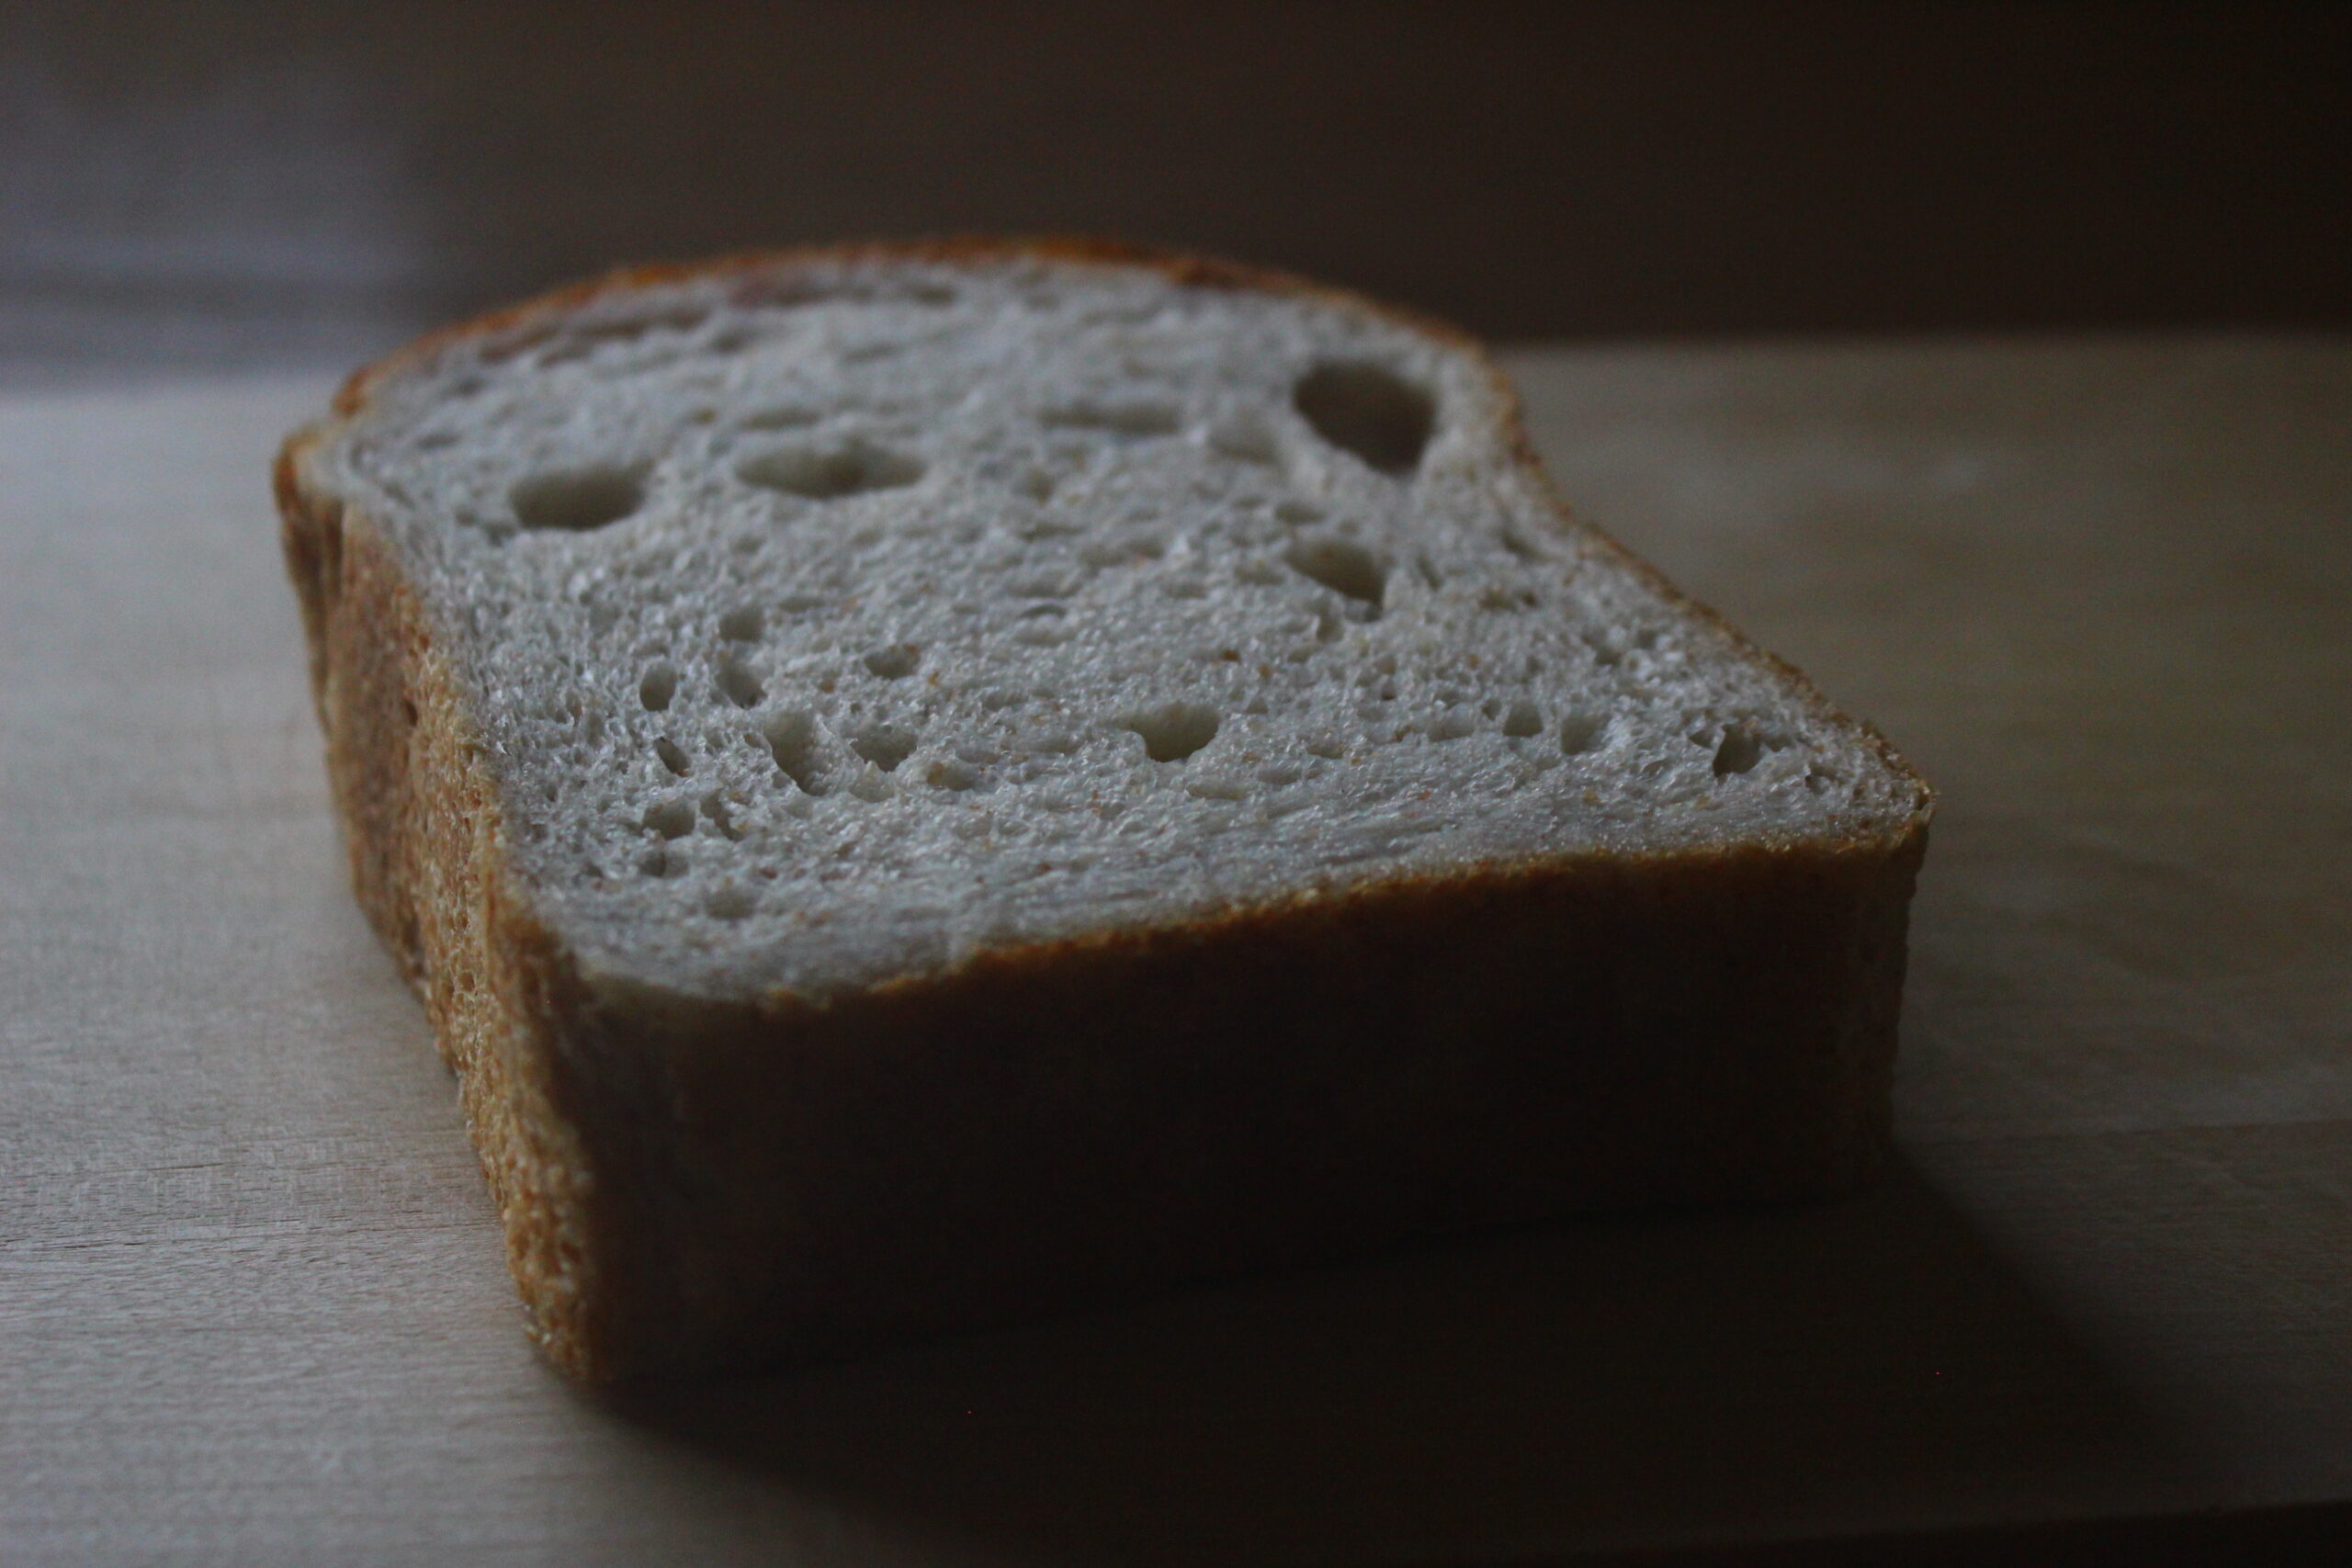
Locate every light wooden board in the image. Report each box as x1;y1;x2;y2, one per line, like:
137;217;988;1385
4;338;2346;1564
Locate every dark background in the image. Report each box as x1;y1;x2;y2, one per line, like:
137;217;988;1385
3;1;2346;376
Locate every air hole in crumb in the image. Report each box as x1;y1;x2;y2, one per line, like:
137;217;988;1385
554;304;706;351
639;845;688;877
1079;535;1167;568
1429;713;1477;741
926;759;981;791
701;793;745;840
864;644;921;679
1502;700;1544;738
762;710;825;793
511;464;646;532
851;726;919;772
1497;527;1541;561
643;799;696;839
1283;538;1387;605
654;737;692;775
715;655;764;707
707;886;754;920
1293;362;1434;475
1274;499;1324;525
718;605;763;641
738;439;924;499
1559;714;1609;756
1120;702;1220;762
1713;725;1766;777
1041;400;1181;438
639;664;678;710
739;404;819;431
1206;412;1281;464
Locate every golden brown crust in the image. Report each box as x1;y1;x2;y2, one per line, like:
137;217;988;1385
281;239;1932;1382
279;439;616;1372
331;236;1489;417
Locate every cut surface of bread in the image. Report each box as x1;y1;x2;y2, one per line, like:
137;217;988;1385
277;240;1931;1382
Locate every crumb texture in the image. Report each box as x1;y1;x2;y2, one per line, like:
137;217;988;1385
309;254;1919;998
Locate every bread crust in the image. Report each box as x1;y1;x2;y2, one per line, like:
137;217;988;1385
279;240;1931;1381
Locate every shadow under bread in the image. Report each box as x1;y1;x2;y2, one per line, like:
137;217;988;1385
605;1153;2186;1565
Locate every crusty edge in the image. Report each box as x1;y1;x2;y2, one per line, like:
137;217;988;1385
277;434;616;1376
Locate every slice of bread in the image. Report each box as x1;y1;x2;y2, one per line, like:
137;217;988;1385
276;240;1931;1382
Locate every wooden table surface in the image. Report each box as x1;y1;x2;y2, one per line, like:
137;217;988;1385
4;335;2346;1565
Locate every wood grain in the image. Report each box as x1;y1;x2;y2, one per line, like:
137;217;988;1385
4;338;2346;1564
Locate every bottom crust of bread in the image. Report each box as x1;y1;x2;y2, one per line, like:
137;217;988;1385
278;403;1925;1387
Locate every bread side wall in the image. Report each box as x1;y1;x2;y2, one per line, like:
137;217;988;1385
556;837;1921;1379
276;447;618;1379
